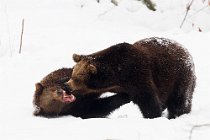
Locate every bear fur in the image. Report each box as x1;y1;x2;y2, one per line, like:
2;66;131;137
66;37;196;119
33;68;130;118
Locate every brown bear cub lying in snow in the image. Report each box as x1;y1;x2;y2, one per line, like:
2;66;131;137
66;37;196;119
33;68;130;118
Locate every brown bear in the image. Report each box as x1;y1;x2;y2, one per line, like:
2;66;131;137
66;37;196;119
33;68;130;118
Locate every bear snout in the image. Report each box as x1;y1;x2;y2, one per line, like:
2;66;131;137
65;79;82;92
64;80;74;91
62;83;72;94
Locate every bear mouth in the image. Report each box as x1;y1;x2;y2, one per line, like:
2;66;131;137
62;91;76;103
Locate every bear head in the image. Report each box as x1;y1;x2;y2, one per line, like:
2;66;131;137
66;53;121;96
33;83;76;117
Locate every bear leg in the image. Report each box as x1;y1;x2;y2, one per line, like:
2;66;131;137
167;76;194;119
167;94;191;119
132;87;162;118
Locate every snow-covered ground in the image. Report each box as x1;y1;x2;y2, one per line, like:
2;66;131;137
0;0;210;140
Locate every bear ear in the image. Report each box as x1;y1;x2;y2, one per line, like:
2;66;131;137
35;83;44;95
89;64;97;74
73;53;82;63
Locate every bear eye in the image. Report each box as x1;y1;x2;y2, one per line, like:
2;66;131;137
73;79;80;83
56;89;63;95
72;77;80;84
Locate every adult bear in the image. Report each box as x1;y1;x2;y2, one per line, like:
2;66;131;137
66;37;196;119
33;68;130;118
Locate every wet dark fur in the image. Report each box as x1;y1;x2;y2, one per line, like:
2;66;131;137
67;37;196;119
33;68;130;118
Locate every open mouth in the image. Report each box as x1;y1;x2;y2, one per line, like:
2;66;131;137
62;90;76;103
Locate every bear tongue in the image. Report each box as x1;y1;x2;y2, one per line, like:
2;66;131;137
62;91;76;103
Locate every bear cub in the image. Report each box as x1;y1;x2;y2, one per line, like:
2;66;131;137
33;68;130;118
66;37;196;119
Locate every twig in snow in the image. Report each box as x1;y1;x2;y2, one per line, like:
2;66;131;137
180;0;194;28
189;124;210;140
19;19;24;54
111;0;118;6
141;0;156;11
98;6;115;17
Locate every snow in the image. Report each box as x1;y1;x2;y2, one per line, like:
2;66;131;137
0;0;210;140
